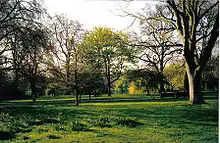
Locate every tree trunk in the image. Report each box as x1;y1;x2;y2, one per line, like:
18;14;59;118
75;93;79;106
31;82;36;102
159;74;165;98
146;85;150;95
75;83;79;106
186;66;205;104
74;47;79;106
107;78;111;96
184;72;189;93
107;58;111;96
79;94;82;102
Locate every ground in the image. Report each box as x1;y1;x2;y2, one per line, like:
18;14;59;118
0;92;218;143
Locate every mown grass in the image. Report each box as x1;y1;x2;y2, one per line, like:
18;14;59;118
0;92;218;143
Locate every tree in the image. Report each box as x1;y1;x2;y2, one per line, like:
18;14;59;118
81;27;130;96
78;71;107;99
132;18;182;97
19;26;50;102
127;69;159;95
201;55;219;91
0;0;45;65
115;76;129;94
155;0;219;104
164;63;185;91
47;14;84;105
0;0;47;99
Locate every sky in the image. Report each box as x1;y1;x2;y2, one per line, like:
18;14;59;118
43;0;152;31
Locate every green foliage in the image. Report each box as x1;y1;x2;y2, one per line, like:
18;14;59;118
164;63;185;90
202;56;219;91
78;71;107;95
127;69;159;94
115;76;129;93
82;27;130;72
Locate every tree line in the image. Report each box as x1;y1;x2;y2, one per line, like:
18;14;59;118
0;0;218;105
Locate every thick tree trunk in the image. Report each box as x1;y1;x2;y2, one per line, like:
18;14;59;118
184;72;189;93
186;66;205;104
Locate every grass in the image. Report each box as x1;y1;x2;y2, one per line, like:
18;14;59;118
0;92;218;143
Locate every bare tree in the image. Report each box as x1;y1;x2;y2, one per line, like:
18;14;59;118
0;0;45;66
0;0;48;99
48;14;84;105
132;18;182;97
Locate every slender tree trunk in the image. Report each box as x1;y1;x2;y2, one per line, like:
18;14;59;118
107;77;111;96
75;93;79;106
66;57;70;84
159;60;165;98
79;94;82;102
75;73;79;106
146;85;150;95
30;81;36;102
186;66;205;104
107;58;111;96
74;47;79;106
159;74;165;98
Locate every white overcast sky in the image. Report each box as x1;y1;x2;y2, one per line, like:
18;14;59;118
43;0;155;31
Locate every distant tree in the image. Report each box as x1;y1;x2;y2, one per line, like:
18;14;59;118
164;63;185;91
78;71;106;99
128;81;137;94
202;55;219;91
115;76;129;94
127;69;159;95
81;27;130;96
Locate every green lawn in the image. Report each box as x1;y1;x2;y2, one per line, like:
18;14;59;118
0;92;218;143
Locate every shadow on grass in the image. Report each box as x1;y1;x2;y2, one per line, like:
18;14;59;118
0;131;14;140
47;135;60;139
